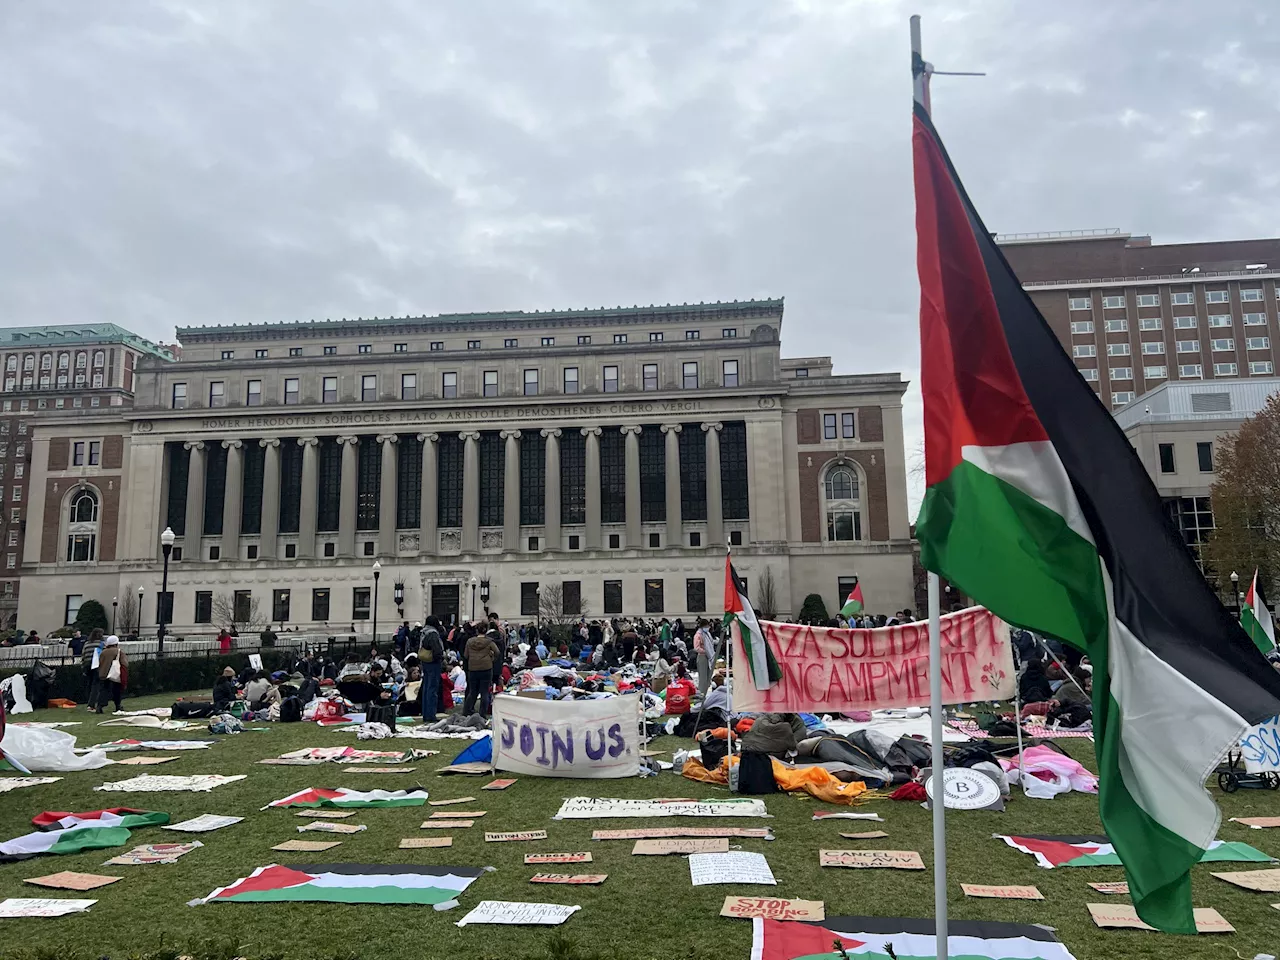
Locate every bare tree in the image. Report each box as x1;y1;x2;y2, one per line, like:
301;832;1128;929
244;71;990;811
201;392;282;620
757;567;779;621
116;582;139;636
210;592;267;635
537;584;589;641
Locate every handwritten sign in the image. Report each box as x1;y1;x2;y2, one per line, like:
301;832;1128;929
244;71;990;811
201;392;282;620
104;842;202;865
812;811;884;822
429;810;486;819
430;796;478;806
529;874;607;885
524;853;592;864
344;766;414;774
1088;903;1233;934
593;827;775;840
633;838;729;856
23;872;122;891
1241;716;1280;773
689;852;776;886
297;821;366;834
840;831;889;840
248;654;263;671
1088;882;1129;895
1210;868;1280;892
420;820;475;830
0;898;97;917
720;897;825;922
400;837;452;849
116;756;178;766
164;815;243;833
485;831;548;843
554;797;769;820
734;608;1013;713
961;884;1043;900
295;810;354;819
271;840;340;852
820;850;926;870
456;901;581;927
492;697;641;779
1230;816;1280;829
483;779;516;790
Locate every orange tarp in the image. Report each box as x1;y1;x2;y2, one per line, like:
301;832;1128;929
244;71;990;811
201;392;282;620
681;755;868;805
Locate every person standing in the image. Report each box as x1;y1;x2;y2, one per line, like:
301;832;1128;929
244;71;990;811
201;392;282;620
420;616;445;721
81;628;104;707
217;628;232;654
462;628;499;717
93;635;126;714
693;618;714;695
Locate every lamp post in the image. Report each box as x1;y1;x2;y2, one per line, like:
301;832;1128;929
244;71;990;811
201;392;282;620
469;575;478;622
137;586;144;639
1230;571;1240;619
111;597;117;634
480;578;490;615
534;584;542;627
393;577;405;621
371;560;382;646
158;527;175;657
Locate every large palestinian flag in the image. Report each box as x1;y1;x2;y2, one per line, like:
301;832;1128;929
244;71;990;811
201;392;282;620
751;915;1078;960
1242;570;1276;655
1;809;169;861
998;835;1275;869
198;863;485;906
725;556;781;691
912;97;1280;932
266;787;428;809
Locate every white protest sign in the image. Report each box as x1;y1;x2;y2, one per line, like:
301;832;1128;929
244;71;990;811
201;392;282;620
248;654;263;671
0;898;98;917
554;797;770;820
689;852;776;886
491;696;641;779
163;815;243;833
1240;715;1280;773
455;901;581;926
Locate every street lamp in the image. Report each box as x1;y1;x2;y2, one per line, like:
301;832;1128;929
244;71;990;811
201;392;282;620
1230;571;1240;619
470;575;478;622
534;584;542;626
480;578;490;613
393;577;405;620
371;560;382;645
137;586;144;638
111;597;117;634
158;527;175;657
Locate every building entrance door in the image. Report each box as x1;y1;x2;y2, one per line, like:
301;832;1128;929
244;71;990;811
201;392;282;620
430;584;460;628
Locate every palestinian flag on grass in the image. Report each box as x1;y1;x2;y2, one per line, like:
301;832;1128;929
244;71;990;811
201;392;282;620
31;807;159;829
751;915;1078;960
998;835;1275;869
198;863;485;906
912;98;1280;933
1;810;168;861
840;578;865;617
1242;570;1276;655
724;556;781;691
266;787;428;809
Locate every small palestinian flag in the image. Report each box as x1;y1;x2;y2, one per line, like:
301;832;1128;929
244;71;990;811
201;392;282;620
840;578;865;617
198;863;486;906
32;807;158;830
998;835;1275;869
1242;570;1276;655
266;787;428;809
912;93;1280;932
1;811;168;862
751;915;1078;960
724;556;781;691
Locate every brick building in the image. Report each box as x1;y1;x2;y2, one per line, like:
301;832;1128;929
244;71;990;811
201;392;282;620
999;229;1280;411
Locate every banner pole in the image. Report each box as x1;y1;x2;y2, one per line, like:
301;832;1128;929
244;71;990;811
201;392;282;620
725;545;736;791
927;571;948;959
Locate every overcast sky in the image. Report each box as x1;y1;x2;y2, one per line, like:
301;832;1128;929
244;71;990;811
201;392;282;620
2;1;1276;509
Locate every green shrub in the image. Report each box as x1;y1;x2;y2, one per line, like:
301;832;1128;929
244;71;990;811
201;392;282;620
798;593;830;623
73;598;109;633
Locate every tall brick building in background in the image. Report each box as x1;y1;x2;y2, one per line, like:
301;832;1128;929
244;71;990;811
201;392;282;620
1000;229;1280;411
0;325;175;629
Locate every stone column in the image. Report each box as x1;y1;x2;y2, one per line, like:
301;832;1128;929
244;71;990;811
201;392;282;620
501;429;521;552
621;425;642;547
220;439;244;561
541;428;561;550
297;437;319;559
582;427;602;550
259;438;281;560
337;435;360;558
661;424;682;547
183;440;206;551
377;434;398;558
460;431;481;552
417;432;438;556
703;422;724;548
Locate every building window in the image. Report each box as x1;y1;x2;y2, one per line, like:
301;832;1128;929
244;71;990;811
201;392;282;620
5;531;13;546
194;591;213;624
437;434;463;528
1176;341;1200;353
289;347;303;357
324;345;337;356
1172;291;1195;305
352;587;371;620
568;534;580;550
64;594;83;625
684;330;701;342
642;363;658;391
254;349;268;359
577;335;591;345
603;365;619;393
1073;345;1096;358
562;580;581;615
310;588;329;620
639;426;665;523
1142;342;1165;355
430;341;444;351
722;328;738;339
442;372;458;399
1250;361;1273;375
521;582;539;617
824;463;861;542
563;367;579;394
528;536;540;551
648;532;661;548
614;334;628;344
483;370;498;397
66;488;99;562
478;433;504;527
1107;343;1130;356
1068;297;1091;311
1070;321;1094;334
209;544;221;561
609;533;620;549
1143;366;1167;379
1174;316;1198;329
401;373;417;400
1206;290;1229;303
1244;313;1267;326
1215;363;1239;377
1139;317;1162;331
247;544;258;560
1211;339;1235;352
504;338;518;348
394;343;408;353
88;441;100;466
91;373;103;388
1197;441;1214;472
689;531;702;547
1247;337;1271;350
524;369;539;396
1104;319;1128;333
601;431;626;524
323;542;336;558
604;580;622;614
283;378;300;405
1109;367;1132;381
1102;295;1126;309
541;336;555;346
280;543;294;559
322;376;338;403
1111;391;1135;405
722;360;739;387
272;589;290;623
246;380;262;406
794;368;809;378
171;383;187;409
221;350;234;360
649;332;663;342
1242;288;1264;302
841;413;856;438
358;344;372;354
1208;315;1233;328
72;441;85;466
823;414;837;439
1135;294;1160;307
1179;364;1203;378
561;431;585;525
361;375;377;401
686;578;706;612
468;340;481;350
644;579;664;613
682;362;699;389
208;381;226;407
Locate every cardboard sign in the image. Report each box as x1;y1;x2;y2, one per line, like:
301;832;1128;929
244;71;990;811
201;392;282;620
733;607;1014;712
296;810;355;819
961;884;1044;900
456;900;581;927
524;853;593;864
689;852;776;886
1088;882;1130;895
297;821;367;834
115;756;179;766
492;696;642;779
820;850;926;870
164;815;243;833
1210;868;1280;892
420;820;475;829
554;797;769;820
1087;903;1233;934
591;827;774;840
23;872;122;891
1230;816;1280;829
485;831;548;842
248;654;264;670
344;766;414;774
529;873;607;885
430;796;478;806
720;897;825;922
0;898;97;917
483;779;517;790
839;831;890;840
103;842;203;865
429;810;487;819
271;840;341;852
399;837;453;849
632;838;729;856
1240;715;1280;773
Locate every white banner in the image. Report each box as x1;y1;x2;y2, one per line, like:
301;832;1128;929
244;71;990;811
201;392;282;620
491;695;641;779
554;797;771;820
1241;715;1280;773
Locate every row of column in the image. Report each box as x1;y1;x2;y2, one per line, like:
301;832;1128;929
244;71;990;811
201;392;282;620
178;422;727;560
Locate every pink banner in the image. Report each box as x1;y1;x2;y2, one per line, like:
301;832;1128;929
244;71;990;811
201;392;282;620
734;607;1013;713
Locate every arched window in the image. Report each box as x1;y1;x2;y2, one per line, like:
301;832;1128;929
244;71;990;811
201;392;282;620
5;356;15;371
75;352;87;368
22;355;34;371
92;350;105;366
823;462;863;542
40;354;51;370
65;487;99;562
57;353;68;369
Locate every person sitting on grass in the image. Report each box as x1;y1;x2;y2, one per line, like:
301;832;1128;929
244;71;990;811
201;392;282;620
244;671;271;708
212;667;241;711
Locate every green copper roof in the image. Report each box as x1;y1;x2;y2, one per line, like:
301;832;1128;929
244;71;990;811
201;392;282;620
0;323;175;360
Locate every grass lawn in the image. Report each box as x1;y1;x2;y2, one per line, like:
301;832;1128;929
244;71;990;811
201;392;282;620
2;691;1278;960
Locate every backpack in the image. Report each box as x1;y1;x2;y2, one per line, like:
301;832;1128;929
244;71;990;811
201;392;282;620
280;696;302;723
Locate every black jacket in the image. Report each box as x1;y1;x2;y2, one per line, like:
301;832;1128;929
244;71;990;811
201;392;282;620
212;677;239;710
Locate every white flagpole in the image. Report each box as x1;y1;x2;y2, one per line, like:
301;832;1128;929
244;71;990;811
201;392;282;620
725;544;735;791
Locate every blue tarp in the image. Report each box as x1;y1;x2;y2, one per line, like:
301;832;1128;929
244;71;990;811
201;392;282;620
451;735;492;765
